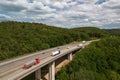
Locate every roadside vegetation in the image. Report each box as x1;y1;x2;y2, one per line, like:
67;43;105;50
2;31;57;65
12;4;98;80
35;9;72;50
0;21;108;60
56;36;120;80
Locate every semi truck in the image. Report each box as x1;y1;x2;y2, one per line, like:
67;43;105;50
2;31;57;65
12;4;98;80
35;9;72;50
23;58;40;69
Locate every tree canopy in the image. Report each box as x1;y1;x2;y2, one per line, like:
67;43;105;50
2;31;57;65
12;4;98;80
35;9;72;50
56;37;120;80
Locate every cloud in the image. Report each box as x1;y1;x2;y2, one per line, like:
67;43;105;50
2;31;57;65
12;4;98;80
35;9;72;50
103;1;120;10
27;0;34;3
0;1;26;12
52;2;67;9
0;14;11;21
95;0;109;4
0;0;120;28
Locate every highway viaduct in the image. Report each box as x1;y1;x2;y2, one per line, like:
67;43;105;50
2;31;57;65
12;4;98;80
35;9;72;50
0;41;91;80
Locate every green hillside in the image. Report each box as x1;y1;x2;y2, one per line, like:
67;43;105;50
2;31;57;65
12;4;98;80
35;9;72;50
56;37;120;80
72;27;109;38
105;29;120;36
0;21;108;60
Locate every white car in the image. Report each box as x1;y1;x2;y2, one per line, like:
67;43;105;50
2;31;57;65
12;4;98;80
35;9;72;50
67;47;70;49
78;43;83;47
82;41;86;44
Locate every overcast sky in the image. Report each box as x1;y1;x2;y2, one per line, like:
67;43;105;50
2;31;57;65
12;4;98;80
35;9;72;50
0;0;120;28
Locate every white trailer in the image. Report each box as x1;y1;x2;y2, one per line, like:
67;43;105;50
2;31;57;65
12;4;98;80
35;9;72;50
51;50;60;56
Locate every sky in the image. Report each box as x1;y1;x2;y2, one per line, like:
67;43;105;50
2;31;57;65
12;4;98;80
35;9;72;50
0;0;120;29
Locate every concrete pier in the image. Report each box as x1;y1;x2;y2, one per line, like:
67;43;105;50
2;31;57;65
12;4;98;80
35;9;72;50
68;53;73;61
49;61;55;80
35;68;42;80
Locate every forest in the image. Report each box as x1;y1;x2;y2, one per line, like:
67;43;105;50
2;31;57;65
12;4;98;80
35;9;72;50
56;36;120;80
0;21;108;60
0;21;120;80
105;29;120;36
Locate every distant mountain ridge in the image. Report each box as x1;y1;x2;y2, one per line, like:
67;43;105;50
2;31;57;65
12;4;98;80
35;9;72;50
105;29;120;36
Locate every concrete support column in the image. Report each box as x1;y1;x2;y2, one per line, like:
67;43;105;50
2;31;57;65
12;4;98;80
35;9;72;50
35;68;42;80
49;61;55;80
68;53;73;61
